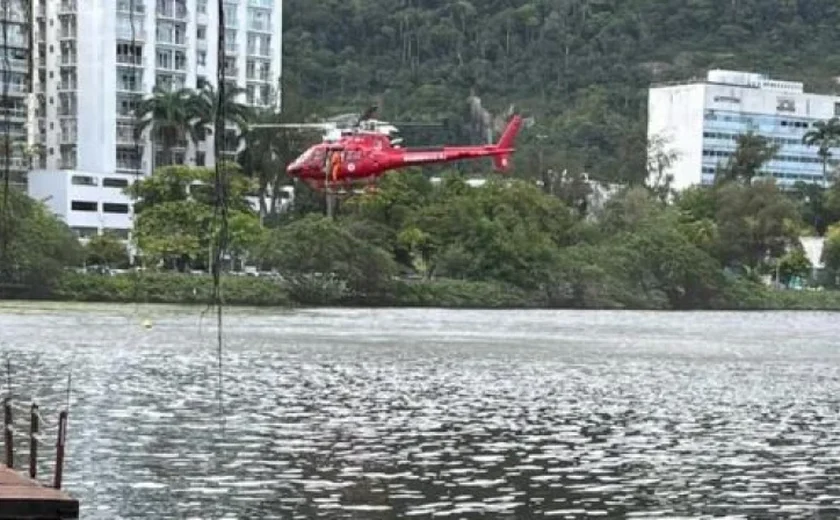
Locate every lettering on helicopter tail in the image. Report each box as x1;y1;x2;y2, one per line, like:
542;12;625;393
404;152;446;163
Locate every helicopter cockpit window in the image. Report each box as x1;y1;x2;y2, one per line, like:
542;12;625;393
290;148;313;168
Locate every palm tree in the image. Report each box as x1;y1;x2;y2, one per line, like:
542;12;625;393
803;117;840;184
192;83;253;154
135;87;203;168
238;108;308;219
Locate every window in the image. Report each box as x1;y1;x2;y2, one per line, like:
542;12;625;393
156;49;172;69
197;0;207;14
223;3;237;27
835;103;840;117
247;8;269;31
225;29;237;52
60;145;76;169
58;69;76;90
103;203;130;214
156;73;185;91
197;51;206;66
71;200;97;212
116;13;145;39
195;151;205;166
60;118;77;143
116;147;142;170
117;67;142;91
103;177;129;188
117;0;145;13
196;24;206;40
71;175;96;186
117;94;141;116
116;43;142;65
246;58;270;81
247;34;270;56
157;21;186;44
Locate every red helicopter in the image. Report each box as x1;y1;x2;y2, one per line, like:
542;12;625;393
264;107;524;193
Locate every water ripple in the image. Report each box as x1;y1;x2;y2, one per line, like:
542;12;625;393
0;306;839;519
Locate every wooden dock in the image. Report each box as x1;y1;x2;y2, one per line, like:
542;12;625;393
0;464;78;519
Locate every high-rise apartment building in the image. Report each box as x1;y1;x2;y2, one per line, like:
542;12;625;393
21;0;282;180
0;0;282;238
0;0;35;191
648;70;840;191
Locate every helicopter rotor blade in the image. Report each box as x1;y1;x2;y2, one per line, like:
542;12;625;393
247;123;338;131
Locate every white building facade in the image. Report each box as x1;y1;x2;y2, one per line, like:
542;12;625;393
28;169;136;239
34;0;283;175
17;0;282;237
648;70;840;191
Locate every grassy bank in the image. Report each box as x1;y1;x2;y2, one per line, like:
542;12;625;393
3;272;840;311
49;272;293;307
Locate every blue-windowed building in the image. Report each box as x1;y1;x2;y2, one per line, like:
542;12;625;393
648;70;840;191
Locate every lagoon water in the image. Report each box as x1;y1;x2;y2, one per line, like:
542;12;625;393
1;304;839;519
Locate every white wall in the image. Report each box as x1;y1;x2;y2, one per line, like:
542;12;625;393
77;1;117;173
28;170;69;219
28;169;136;236
647;84;706;191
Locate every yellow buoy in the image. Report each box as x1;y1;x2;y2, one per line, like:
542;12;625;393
142;319;153;329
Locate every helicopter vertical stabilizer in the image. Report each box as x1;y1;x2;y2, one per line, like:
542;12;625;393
492;115;523;172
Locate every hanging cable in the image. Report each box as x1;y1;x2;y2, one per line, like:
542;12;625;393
128;0;145;307
212;0;229;427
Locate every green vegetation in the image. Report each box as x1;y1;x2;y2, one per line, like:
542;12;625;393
6;1;840;309
0;189;83;296
4;153;840;310
282;0;840;183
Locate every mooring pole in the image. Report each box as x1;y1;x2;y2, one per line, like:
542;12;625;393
53;410;67;489
3;397;12;468
29;403;38;479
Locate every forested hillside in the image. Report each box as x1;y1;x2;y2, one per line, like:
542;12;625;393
283;0;840;182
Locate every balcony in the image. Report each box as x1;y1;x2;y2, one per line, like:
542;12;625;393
0;82;26;94
58;80;77;91
117;25;145;41
116;0;145;14
156;2;188;20
155;36;187;47
0;107;26;119
116;160;145;172
117;57;143;68
60;131;77;144
116;128;138;144
59;0;76;14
